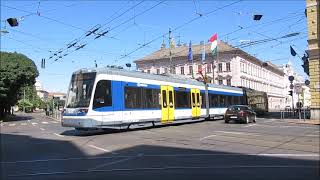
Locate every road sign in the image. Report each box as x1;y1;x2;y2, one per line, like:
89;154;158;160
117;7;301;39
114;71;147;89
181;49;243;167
290;84;294;89
295;84;303;94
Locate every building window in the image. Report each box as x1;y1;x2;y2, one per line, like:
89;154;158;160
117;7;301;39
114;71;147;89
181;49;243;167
156;69;160;74
180;67;184;75
189;66;193;75
207;64;212;73
226;62;230;72
147;70;150;74
218;63;222;72
218;79;223;85
227;79;231;86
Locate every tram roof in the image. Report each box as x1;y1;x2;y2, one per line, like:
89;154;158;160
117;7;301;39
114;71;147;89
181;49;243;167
74;67;243;92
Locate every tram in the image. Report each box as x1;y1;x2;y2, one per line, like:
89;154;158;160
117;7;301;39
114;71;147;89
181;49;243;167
62;67;246;130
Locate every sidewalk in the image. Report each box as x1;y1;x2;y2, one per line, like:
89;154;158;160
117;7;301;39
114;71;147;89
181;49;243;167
288;119;320;125
258;112;319;125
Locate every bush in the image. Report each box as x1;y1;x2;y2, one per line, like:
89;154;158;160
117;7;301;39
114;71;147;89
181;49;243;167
17;99;33;112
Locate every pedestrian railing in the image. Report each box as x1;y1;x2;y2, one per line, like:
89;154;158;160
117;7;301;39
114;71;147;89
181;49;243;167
46;109;62;121
280;108;310;120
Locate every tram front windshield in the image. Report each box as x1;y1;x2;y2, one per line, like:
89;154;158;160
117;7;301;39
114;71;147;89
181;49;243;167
66;72;96;108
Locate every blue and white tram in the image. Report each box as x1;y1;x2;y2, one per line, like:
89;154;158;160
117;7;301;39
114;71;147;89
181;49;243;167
62;67;245;130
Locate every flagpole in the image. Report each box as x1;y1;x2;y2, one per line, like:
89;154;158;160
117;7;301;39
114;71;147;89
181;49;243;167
216;41;219;84
192;56;194;79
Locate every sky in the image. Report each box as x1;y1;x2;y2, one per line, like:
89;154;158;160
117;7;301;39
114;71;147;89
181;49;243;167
1;0;308;93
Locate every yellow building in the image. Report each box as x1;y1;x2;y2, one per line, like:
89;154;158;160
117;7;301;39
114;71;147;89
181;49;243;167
306;0;320;119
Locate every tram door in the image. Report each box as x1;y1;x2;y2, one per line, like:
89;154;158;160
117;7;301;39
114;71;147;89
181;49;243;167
191;89;201;118
161;85;175;123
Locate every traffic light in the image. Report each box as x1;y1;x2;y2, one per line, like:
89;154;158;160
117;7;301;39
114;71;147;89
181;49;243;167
288;90;293;96
301;54;309;75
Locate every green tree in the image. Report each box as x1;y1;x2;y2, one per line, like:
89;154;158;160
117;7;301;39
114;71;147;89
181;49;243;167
18;85;45;112
0;51;39;117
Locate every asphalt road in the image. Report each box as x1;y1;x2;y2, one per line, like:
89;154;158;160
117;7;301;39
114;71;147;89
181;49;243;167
1;112;319;180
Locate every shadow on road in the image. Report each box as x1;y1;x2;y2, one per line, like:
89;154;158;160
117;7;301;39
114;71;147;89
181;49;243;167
1;114;33;122
1;132;319;180
61;119;208;137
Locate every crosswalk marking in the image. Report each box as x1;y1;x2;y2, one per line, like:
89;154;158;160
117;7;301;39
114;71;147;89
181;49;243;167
41;121;49;124
21;123;27;126
9;124;16;127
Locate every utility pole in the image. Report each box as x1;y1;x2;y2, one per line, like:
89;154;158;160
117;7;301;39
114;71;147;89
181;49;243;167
169;28;172;74
23;87;25;113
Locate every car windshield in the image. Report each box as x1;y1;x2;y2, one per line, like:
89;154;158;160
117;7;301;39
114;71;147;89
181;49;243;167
66;72;96;108
228;106;245;111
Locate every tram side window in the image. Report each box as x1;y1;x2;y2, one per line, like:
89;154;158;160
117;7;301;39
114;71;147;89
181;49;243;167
226;95;233;106
162;90;167;108
240;96;246;105
93;80;112;109
168;91;174;108
191;93;196;107
144;88;160;109
196;93;200;107
233;96;240;105
201;93;205;108
219;95;226;107
125;87;142;108
175;91;190;108
209;94;219;108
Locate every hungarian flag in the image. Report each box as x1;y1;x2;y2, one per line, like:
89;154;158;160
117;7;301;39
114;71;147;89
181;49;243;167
209;33;218;57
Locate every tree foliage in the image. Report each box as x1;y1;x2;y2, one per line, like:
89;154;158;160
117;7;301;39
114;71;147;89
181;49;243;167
0;51;39;117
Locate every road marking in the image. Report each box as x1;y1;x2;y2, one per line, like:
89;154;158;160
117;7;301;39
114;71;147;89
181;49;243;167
39;128;45;131
199;134;217;141
215;131;247;135
88;145;115;154
257;124;317;129
53;133;64;137
7;165;318;177
8;123;16;127
21;123;27;126
51;121;58;124
31;122;38;126
244;124;257;128
257;153;320;157
2;153;319;164
305;134;319;137
41;121;49;124
88;155;139;170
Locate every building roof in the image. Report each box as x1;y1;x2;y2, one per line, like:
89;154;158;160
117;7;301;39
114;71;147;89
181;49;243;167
48;92;66;97
134;40;284;76
134;41;237;62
